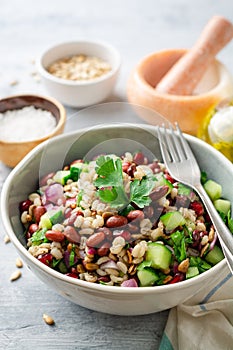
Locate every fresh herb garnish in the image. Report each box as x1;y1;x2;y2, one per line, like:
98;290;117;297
30;228;48;245
170;230;187;262
94;155;156;210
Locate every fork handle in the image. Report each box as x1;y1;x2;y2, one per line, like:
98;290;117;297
195;183;233;255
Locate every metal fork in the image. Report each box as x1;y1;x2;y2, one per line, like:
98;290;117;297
158;122;233;274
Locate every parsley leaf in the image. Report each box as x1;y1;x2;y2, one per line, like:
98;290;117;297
170;230;187;262
30;228;47;245
94;155;157;210
130;177;155;208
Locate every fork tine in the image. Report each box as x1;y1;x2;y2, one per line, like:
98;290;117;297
169;124;187;161
159;123;180;162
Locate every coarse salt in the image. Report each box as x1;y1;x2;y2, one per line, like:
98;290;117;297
0;106;56;142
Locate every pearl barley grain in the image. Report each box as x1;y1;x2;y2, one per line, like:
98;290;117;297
0;106;56;142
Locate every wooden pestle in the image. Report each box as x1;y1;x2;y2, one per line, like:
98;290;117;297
156;15;233;95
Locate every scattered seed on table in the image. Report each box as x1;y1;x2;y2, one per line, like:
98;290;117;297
43;313;55;325
9;80;19;86
16;257;23;268
4;234;10;243
10;270;21;281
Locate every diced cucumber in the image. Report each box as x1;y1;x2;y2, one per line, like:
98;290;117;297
137;267;159;287
155;173;173;193
40;213;52;229
204;179;222;201
70;164;83;181
214;199;231;216
53;170;70;185
160;211;186;231
146;242;172;270
186;266;199;279
49;210;64;225
205;245;224;265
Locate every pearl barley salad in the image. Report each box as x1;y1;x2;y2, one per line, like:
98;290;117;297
20;152;233;287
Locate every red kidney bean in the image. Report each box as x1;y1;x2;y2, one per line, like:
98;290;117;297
98;276;110;283
28;223;39;234
64;226;81;244
19;199;32;213
98;227;113;241
97;242;110;256
45;230;65;242
39;172;55;187
133;152;145;165
67;211;84;225
148;162;161;174
120;230;131;242
86;231;105;248
70;159;83;165
33;206;46;223
127;223;139;233
127;210;144;222
106;215;128;228
143;206;154;218
150;186;169;202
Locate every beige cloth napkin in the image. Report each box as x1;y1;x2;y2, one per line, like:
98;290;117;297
159;262;233;350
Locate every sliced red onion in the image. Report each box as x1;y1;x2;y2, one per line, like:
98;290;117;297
64;250;78;268
45;183;64;204
100;260;118;270
209;230;218;251
121;278;138;287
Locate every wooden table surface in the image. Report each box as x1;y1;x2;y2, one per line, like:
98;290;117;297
0;1;233;349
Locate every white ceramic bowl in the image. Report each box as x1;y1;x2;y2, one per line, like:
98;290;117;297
37;41;121;107
1;123;233;315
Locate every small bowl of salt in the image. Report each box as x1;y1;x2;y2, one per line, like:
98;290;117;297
0;94;66;167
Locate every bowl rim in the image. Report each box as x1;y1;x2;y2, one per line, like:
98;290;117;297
1;123;230;295
0;93;66;145
134;48;232;100
37;40;121;87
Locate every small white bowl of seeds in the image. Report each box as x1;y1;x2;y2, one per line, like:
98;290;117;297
37;40;121;108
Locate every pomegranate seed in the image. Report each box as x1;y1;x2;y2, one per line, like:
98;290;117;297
190;201;204;216
168;273;184;284
19;199;32;213
164;173;176;184
126;163;136;177
66;272;78;278
38;253;53;266
122;162;130;173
